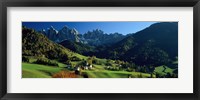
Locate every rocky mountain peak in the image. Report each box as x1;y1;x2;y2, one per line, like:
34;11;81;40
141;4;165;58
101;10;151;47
71;28;79;35
41;25;80;43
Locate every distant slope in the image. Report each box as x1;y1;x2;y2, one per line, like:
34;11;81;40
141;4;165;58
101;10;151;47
59;40;95;54
97;22;178;66
130;22;178;58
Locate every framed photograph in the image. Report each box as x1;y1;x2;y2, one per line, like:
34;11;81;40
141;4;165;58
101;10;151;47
0;0;199;100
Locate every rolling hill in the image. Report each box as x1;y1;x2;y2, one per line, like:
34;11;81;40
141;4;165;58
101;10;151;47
59;40;95;55
22;26;84;62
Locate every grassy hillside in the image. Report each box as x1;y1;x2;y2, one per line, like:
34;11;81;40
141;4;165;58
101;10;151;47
82;70;154;78
154;66;174;75
22;63;154;78
22;27;80;63
22;63;64;78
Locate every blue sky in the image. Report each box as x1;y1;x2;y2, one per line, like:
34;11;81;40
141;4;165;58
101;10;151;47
22;22;157;35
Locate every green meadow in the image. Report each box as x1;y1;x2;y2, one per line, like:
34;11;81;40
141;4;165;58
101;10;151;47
22;62;155;78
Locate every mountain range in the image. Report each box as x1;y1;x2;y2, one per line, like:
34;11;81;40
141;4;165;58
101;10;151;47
40;26;126;46
28;22;178;67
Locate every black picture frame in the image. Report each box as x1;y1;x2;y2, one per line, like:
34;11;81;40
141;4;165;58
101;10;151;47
0;0;199;100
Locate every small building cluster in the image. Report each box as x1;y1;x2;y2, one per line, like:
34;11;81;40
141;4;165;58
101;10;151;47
74;62;93;71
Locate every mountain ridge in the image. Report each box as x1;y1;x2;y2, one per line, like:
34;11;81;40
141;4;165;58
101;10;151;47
94;22;178;66
40;26;127;46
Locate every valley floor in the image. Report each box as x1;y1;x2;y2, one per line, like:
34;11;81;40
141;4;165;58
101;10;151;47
22;63;156;78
